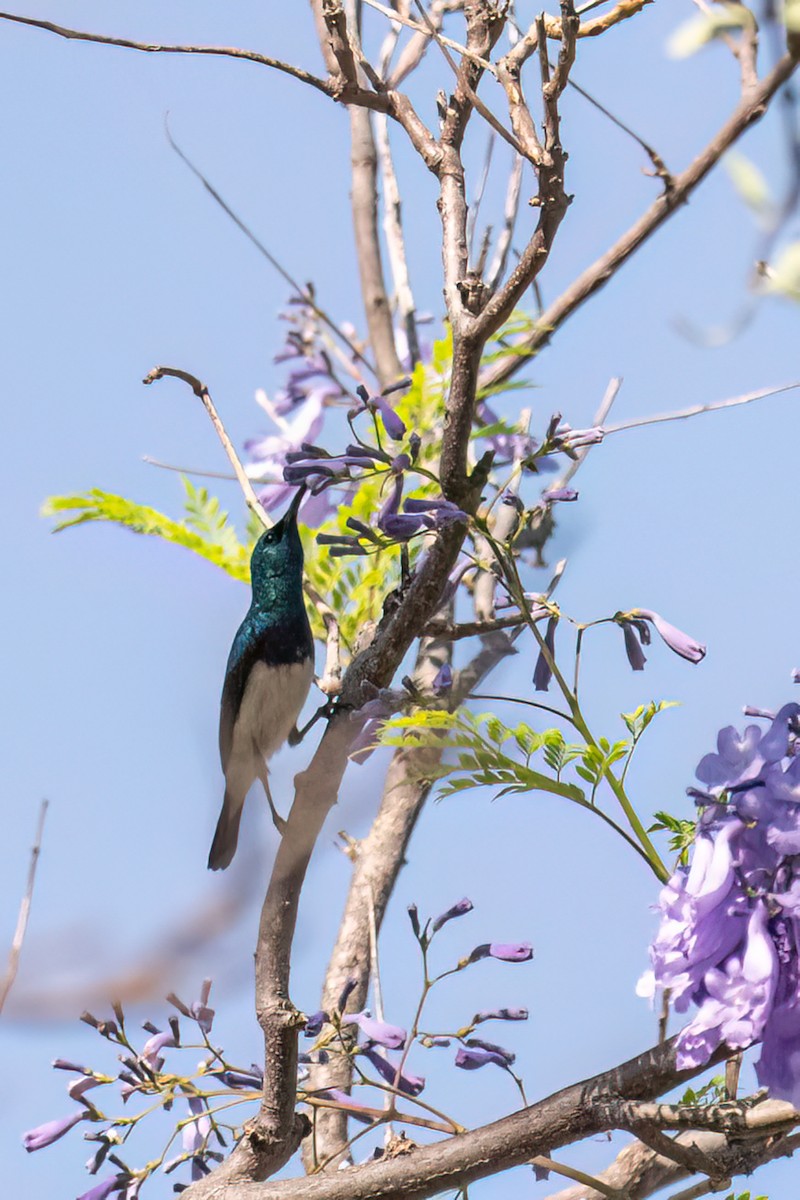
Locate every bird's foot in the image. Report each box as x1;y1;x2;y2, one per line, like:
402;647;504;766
288;700;336;746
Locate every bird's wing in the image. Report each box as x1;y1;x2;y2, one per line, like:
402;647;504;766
219;610;315;769
219;617;267;770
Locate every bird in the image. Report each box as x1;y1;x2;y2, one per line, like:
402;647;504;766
208;488;314;870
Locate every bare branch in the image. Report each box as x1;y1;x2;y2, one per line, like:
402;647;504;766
603;380;800;435
545;1129;800;1200
0;11;333;95
142;367;271;529
164;122;377;378
182;1034;739;1199
376;114;421;365
480;52;799;393
0;799;48;1015
486;153;523;292
349;106;405;385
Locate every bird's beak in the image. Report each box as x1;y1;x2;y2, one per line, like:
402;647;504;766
285;484;306;525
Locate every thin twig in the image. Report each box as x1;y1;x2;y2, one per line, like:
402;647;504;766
164;121;376;378
142;367;270;529
480;52;799;392
0;11;335;93
486;153;523;292
0;799;48;1015
603;380;800;435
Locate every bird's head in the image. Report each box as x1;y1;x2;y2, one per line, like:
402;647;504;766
249;488;305;589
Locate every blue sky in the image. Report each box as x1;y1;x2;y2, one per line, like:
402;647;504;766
3;3;800;1196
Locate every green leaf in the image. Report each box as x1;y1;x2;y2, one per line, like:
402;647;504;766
724;151;774;224
667;5;752;58
762;241;800;301
42;489;251;581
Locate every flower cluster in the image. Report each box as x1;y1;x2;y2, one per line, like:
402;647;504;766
21;982;267;1197
244;298;351;524
640;700;800;1104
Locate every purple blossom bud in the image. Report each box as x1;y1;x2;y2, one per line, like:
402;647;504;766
407;904;421;938
622;622;647;671
533;617;557;692
141;1029;177;1069
23;1110;87;1152
465;1037;515;1064
360;1046;425;1096
315;1088;374;1124
303;1010;329;1037
422;1036;452;1047
470;943;534;963
533;1161;551;1182
374;396;407;440
454;1046;511;1070
190;977;214;1035
182;1096;211;1157
409;431;421;460
541;487;578;503
337;977;359;1012
68;1075;103;1103
212;1069;263;1089
628;609;706;664
52;1059;92;1074
77;1177;126;1200
342;1012;407;1049
432;897;473;932
793;669;800;684
391;453;411;474
472;1007;529;1024
432;663;453;696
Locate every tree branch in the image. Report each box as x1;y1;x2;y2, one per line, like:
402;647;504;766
480;51;799;393
181;1034;739;1199
0;11;334;95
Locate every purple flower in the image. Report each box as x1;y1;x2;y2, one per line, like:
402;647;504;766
455;1046;511;1070
374;396;407;440
182;1096;211;1157
465;1036;515;1063
470;943;534;963
472;1007;529;1024
432;897;473;932
141;1029;177;1069
533;617;557;692
360;1046;425;1096
541;487;578;503
315;1088;374;1124
622;622;647;671
342;1012;407;1050
77;1177;126;1200
190;978;214;1035
337;976;359;1011
642;699;800;1103
23;1110;87;1152
627;608;706;664
303;1010;329;1037
212;1068;263;1089
432;663;453;696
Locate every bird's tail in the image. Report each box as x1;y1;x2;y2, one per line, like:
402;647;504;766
208;790;244;871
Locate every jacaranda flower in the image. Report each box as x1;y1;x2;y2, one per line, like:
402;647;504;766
642;698;800;1104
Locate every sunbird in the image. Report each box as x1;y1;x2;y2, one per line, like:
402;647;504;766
208;489;313;870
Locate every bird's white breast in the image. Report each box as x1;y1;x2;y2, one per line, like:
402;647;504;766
234;659;314;760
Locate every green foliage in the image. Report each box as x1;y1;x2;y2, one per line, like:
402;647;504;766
378;709;587;803
679;1074;726;1106
42;482;251;582
724;151;775;229
723;1192;768;1200
620;700;678;740
650;810;697;865
667;4;754;58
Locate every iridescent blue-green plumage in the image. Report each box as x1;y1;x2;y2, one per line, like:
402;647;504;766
208;491;313;870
